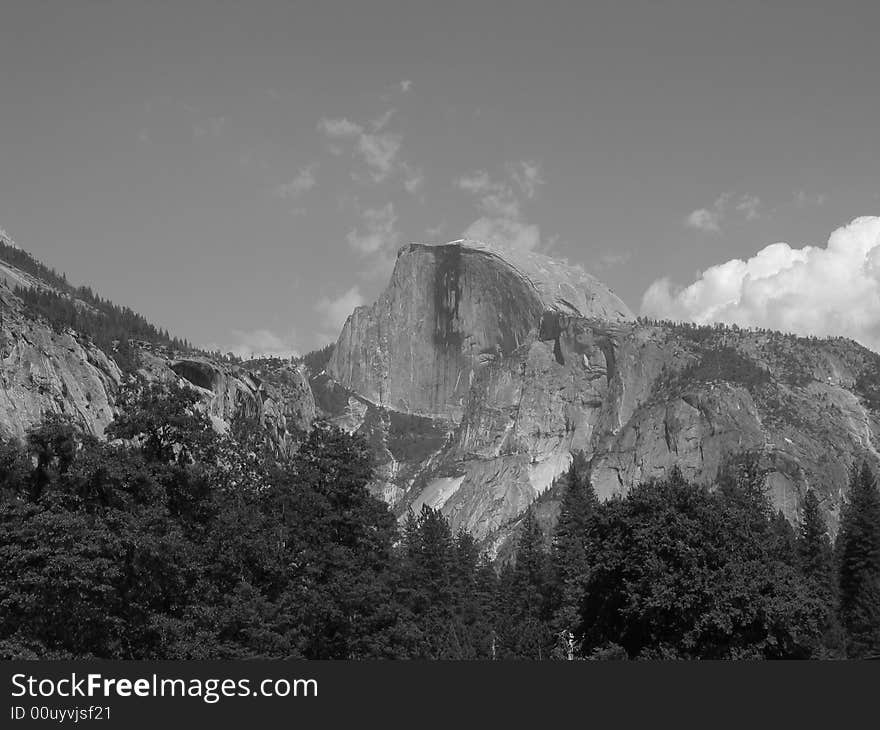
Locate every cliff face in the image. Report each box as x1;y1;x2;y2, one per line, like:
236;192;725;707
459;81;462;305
320;240;880;550
0;284;120;441
0;276;315;450
329;241;633;420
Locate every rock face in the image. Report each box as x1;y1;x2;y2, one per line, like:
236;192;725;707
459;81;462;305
318;240;880;552
0;284;120;441
0;271;315;450
167;356;315;452
329;240;632;420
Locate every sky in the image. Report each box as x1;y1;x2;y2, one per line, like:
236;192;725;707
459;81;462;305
1;0;879;355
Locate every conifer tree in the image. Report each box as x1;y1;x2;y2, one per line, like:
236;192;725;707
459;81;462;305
836;462;880;657
497;509;553;658
797;488;839;655
550;451;598;650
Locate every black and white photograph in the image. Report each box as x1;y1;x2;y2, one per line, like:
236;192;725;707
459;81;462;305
1;2;880;717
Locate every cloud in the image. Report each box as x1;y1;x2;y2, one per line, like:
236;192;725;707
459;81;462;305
685;192;761;233
794;190;828;208
595;250;633;270
346;203;400;255
735;194;761;221
319;114;403;183
507;160;544;199
357;132;402;181
455;171;521;219
463;218;541;254
273;164;317;200
316;286;365;335
400;80;413;92
370;108;396;132
317;117;363;138
403;165;424;195
456;170;494;195
220;328;300;359
456;162;544;252
641;216;880;351
686;207;723;233
425;221;446;239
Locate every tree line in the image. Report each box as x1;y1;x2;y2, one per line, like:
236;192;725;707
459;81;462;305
1;381;878;659
2;239;194;371
12;286;192;373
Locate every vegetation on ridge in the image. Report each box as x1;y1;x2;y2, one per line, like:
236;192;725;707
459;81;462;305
1;239;193;371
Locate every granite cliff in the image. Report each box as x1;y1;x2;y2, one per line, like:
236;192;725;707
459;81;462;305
4;230;879;553
316;240;880;552
0;234;315;451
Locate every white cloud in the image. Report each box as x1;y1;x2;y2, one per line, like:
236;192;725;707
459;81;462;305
316;286;365;334
456;170;494;196
686;207;723;233
319;114;403;183
317;117;363;138
220;328;300;359
273;164;317;200
735;194;761;221
685;192;761;233
456;162;544;252
507;160;544;199
357;132;402;181
463;218;540;254
641;216;880;351
400;80;413;92
455;171;522;219
346;203;400;255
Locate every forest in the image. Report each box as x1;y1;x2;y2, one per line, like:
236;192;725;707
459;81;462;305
1;377;879;660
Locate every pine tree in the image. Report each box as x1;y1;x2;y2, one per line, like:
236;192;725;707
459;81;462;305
550;451;598;652
797;488;840;656
836;462;880;657
496;509;553;658
395;506;458;658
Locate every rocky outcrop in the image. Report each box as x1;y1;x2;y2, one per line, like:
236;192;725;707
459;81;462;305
318;240;880;550
0;285;120;441
0;276;315;451
168;356;315;452
329;241;633;421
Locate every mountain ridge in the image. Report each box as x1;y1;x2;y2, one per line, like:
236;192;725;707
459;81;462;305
3;230;879;550
0;234;316;450
318;239;880;549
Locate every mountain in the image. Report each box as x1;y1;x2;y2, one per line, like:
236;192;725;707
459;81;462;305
0;232;315;450
314;239;880;552
3;230;879;554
